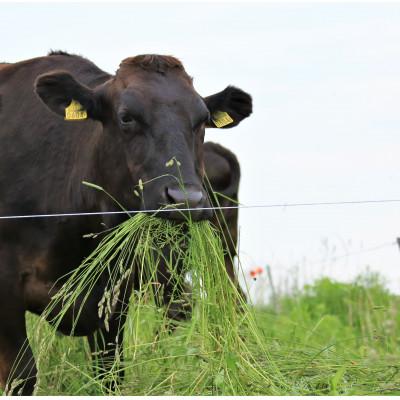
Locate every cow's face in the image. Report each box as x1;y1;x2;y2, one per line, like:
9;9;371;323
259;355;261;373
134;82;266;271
34;55;252;221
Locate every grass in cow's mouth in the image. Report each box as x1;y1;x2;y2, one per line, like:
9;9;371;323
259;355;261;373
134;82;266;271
24;212;280;395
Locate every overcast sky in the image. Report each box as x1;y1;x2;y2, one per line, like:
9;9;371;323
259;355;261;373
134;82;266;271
2;2;400;298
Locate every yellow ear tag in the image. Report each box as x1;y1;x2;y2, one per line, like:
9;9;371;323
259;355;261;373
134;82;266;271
65;100;87;121
211;111;234;128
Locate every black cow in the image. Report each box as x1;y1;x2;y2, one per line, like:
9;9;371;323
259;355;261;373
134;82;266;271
0;52;252;395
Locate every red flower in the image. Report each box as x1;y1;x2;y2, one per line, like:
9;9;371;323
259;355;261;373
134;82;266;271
250;270;257;278
250;266;264;280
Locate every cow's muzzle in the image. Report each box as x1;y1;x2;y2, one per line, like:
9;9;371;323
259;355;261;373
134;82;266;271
157;183;212;221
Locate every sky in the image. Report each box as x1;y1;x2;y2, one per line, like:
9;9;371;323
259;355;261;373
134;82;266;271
1;2;400;300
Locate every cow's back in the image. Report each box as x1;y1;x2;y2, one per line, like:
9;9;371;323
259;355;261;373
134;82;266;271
0;54;113;287
0;54;110;216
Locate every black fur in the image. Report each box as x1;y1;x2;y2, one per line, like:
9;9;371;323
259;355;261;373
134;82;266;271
48;50;74;57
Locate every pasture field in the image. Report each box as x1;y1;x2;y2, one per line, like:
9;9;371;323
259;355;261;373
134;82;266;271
6;270;399;396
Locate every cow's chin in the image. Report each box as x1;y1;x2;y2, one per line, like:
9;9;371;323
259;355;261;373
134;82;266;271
148;206;213;223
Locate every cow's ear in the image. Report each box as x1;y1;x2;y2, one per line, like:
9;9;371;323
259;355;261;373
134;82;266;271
34;71;101;121
204;86;252;129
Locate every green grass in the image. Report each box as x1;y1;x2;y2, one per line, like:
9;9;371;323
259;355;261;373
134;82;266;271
5;212;400;395
253;272;400;395
25;270;400;395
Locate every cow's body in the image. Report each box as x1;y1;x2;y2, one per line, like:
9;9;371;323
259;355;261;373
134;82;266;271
0;52;251;394
0;54;130;395
0;56;129;323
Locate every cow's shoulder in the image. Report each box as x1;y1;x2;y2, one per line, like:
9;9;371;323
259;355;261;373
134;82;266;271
204;142;240;194
204;141;240;174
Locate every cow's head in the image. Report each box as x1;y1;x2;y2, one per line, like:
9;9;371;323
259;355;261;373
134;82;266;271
34;55;252;221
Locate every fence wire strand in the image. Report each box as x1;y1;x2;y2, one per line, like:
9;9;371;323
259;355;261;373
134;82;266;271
306;241;397;268
0;198;400;220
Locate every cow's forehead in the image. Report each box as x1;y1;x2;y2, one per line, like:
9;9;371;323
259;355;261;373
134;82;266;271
109;55;206;115
113;73;204;114
115;68;193;97
117;76;198;104
116;83;208;126
115;54;193;86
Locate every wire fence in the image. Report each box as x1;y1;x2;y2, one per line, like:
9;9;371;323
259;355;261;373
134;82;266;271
239;240;398;283
1;196;399;276
1;198;400;220
304;241;397;268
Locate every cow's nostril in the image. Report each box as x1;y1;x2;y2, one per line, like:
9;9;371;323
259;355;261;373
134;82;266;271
166;187;203;208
